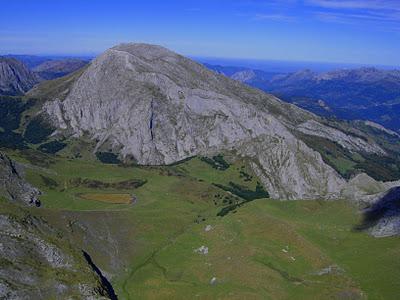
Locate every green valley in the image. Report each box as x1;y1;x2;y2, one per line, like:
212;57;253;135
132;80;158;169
2;147;399;299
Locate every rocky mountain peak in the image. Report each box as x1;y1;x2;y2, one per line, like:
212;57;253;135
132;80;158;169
41;43;390;200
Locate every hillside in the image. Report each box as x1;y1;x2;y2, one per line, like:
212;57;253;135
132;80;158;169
0;147;399;299
27;43;398;201
0;152;116;299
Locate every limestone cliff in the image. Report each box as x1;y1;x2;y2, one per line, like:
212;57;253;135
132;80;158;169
42;43;388;200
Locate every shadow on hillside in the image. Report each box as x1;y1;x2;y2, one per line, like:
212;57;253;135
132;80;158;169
354;186;400;231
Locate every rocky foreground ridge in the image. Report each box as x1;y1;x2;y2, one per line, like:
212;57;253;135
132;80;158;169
0;152;40;206
0;152;117;299
42;43;393;201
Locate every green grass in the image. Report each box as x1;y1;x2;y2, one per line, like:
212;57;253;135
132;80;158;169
2;149;400;299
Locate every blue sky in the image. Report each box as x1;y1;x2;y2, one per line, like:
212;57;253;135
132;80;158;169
1;0;399;65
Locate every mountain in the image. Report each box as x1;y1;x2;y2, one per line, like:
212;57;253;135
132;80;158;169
33;58;89;80
38;43;350;200
4;55;52;68
1;44;400;298
26;43;397;201
206;65;400;132
0;57;40;95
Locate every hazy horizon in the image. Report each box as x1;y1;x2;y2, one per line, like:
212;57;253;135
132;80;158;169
1;1;400;66
3;50;399;72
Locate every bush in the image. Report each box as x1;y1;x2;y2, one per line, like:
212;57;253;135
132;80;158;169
38;140;67;154
40;175;58;189
96;152;121;164
0;131;27;150
200;154;230;170
0;96;35;131
213;181;269;201
24;116;54;144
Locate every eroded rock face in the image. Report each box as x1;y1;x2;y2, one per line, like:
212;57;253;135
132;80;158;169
0;213;112;299
361;187;400;237
0;152;41;206
0;153;115;298
0;57;39;96
42;43;350;200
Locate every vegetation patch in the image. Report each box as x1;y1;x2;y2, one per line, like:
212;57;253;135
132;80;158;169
354;154;400;182
79;193;133;204
239;168;253;182
24;116;55;144
96;152;121;164
200;154;230;170
38;140;67;154
40;175;58;189
0;96;35;131
214;181;269;216
0;131;27;150
19;149;55;167
0;96;36;149
213;181;269;201
70;177;147;189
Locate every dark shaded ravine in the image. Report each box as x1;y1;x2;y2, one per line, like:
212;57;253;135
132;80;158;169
82;250;118;300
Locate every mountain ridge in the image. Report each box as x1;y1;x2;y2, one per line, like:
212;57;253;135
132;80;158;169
0;57;40;95
33;43;396;201
206;64;400;132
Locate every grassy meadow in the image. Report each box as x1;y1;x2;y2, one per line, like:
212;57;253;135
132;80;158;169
2;148;400;299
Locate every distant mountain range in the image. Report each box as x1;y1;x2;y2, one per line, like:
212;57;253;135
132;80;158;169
32;58;89;80
206;64;400;132
0;55;90;88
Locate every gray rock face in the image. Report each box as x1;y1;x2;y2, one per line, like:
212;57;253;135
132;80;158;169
0;57;39;95
0;213;111;299
43;43;351;200
361;186;400;237
41;44;345;200
0;152;41;206
0;153;115;299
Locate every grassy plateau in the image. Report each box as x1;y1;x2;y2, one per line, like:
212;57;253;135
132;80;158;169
2;147;400;299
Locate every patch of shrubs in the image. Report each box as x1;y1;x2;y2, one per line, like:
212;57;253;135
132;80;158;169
19;149;54;168
95;152;121;164
38;140;67;154
213;181;269;201
215;181;269;217
239;170;253;182
354;154;400;182
0;96;36;150
200;154;230;170
0;96;35;131
40;175;58;189
217;203;242;217
24;116;55;144
0;131;27;150
70;177;147;189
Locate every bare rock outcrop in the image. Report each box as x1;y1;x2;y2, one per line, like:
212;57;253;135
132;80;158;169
0;57;39;95
0;152;41;206
44;43;347;200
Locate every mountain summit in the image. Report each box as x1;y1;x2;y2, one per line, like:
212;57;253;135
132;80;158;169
42;43;388;200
